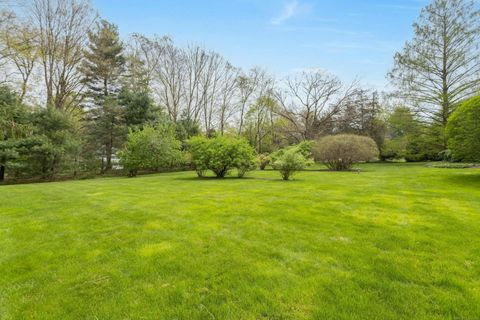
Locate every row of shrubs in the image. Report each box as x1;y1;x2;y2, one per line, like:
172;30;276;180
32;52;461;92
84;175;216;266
119;126;379;180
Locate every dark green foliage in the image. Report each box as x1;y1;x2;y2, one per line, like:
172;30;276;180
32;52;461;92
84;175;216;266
118;124;182;177
120;89;159;129
187;136;256;178
87;97;127;172
382;106;444;162
404;124;444;162
272;148;310;180
0;86;32;181
30;108;81;179
175;114;201;146
446;96;480;162
313;134;379;171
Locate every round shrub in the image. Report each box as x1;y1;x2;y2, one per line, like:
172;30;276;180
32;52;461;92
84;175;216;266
312;134;379;171
446;96;480;162
187;136;256;178
272;148;310;180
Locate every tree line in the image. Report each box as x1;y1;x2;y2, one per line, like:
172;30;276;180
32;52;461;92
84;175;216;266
0;0;479;182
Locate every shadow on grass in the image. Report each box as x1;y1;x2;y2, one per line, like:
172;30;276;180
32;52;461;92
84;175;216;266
444;171;480;188
173;175;306;182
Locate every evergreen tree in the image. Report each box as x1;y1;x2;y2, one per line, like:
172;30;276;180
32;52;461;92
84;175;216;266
0;86;31;181
81;19;126;171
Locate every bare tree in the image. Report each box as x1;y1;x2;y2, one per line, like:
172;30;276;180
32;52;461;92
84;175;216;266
126;33;164;91
236;67;264;135
217;62;239;135
152;36;184;122
0;9;16;81
389;0;480;147
183;45;208;122
29;0;95;110
198;52;224;133
275;70;358;141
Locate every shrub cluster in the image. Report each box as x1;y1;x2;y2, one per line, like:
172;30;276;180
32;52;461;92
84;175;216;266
187;136;256;178
312;134;379;171
118;125;182;177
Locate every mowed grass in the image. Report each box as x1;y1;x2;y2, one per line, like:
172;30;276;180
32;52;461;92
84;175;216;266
1;164;479;319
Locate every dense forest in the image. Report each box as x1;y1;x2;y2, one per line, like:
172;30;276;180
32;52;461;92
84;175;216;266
0;0;479;182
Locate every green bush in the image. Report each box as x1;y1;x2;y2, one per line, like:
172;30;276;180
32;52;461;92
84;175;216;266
312;134;379;171
187;136;256;178
446;96;480;162
118;125;182;177
272;148;310;180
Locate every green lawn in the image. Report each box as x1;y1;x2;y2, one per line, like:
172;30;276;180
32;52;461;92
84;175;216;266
1;163;479;319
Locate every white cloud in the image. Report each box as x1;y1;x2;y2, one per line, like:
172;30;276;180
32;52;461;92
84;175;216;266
271;1;305;25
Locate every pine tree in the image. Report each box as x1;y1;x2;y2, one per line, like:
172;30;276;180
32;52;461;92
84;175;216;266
82;19;126;172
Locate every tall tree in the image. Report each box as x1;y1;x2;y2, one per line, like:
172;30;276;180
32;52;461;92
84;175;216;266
82;19;126;171
82;19;125;98
275;71;358;141
29;0;94;110
389;0;480;147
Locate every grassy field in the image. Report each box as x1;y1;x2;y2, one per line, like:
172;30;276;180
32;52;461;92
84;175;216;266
1;163;479;319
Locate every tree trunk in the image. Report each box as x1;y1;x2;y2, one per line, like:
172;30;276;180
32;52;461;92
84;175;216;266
0;165;5;182
106;144;112;171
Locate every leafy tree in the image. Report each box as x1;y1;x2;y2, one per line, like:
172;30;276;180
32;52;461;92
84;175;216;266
312;134;379;171
446;96;480;162
389;0;480;148
187;136;256;178
272;148;310;181
382;106;420;159
119;124;182;177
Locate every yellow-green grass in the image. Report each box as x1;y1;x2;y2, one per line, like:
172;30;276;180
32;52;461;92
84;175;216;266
1;163;479;319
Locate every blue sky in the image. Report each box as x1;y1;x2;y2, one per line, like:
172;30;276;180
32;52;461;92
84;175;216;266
93;0;430;90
